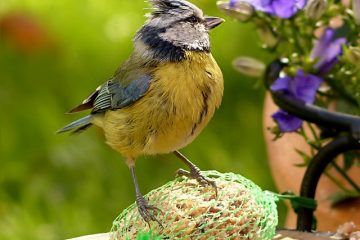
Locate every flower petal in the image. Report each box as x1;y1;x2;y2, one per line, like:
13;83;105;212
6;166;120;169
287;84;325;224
234;0;273;13
296;0;307;9
311;28;346;73
231;0;307;18
270;76;292;92
261;0;272;5
272;0;298;18
292;69;323;103
311;28;334;61
320;37;346;66
272;110;303;132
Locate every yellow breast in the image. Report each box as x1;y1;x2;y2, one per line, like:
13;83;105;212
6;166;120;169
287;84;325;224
99;52;223;159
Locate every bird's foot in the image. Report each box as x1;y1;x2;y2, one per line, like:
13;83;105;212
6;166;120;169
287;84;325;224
136;195;163;228
176;168;218;197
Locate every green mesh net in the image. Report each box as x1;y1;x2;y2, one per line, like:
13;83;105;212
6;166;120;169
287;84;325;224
111;170;278;240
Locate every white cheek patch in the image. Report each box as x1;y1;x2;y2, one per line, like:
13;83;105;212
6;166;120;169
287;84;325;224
159;23;209;51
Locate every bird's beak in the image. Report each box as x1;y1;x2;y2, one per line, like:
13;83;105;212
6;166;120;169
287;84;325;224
205;16;225;30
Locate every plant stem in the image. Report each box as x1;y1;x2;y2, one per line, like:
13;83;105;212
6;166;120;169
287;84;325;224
297;124;360;194
307;123;318;141
303;123;360;193
330;161;360;193
289;19;304;54
323;171;351;193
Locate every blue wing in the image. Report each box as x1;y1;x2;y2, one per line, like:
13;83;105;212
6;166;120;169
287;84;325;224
67;74;152;114
67;52;154;114
92;75;152;113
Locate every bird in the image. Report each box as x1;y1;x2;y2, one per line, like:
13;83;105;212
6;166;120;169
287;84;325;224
58;0;224;226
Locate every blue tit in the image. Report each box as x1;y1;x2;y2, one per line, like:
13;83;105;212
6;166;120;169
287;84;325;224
58;0;224;225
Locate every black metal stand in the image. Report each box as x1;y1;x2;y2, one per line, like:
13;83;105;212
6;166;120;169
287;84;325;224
270;91;360;231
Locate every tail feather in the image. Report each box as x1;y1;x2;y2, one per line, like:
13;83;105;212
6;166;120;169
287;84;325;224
57;115;92;134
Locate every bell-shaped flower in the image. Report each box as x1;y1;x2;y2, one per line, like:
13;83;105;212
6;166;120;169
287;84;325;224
271;69;323;132
272;110;303;132
310;28;346;74
230;0;307;19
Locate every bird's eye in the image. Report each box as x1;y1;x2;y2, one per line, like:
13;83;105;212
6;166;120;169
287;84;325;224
188;16;198;23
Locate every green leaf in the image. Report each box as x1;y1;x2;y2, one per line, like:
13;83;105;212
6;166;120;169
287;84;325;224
328;191;360;206
268;126;283;140
275;191;317;212
343;151;360;171
294;149;311;167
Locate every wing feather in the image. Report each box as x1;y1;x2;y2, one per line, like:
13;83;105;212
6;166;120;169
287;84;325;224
67;86;101;113
92;75;152;113
67;54;154;114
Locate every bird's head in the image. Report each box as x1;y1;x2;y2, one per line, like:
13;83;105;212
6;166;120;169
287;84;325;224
134;0;224;61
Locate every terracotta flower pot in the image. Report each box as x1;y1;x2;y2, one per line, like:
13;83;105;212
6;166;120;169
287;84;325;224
263;93;360;231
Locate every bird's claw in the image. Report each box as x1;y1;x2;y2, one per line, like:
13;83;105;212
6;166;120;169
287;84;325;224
176;168;218;197
136;196;163;228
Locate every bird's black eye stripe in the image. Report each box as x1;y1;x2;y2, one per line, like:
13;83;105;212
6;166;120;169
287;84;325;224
171;15;201;26
189;16;199;23
184;15;200;23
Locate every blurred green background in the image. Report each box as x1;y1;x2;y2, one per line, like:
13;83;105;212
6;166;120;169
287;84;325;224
0;0;284;239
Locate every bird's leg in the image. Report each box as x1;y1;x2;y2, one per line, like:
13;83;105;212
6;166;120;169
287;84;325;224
129;163;163;228
173;150;218;197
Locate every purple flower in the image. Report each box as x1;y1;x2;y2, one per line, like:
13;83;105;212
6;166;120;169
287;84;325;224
310;28;346;74
271;69;323;103
272;110;303;132
271;69;323;132
230;0;307;18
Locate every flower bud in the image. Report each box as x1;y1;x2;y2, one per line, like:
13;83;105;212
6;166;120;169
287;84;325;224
345;46;360;68
217;1;254;22
257;26;278;48
232;56;266;77
353;0;360;24
305;0;328;20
